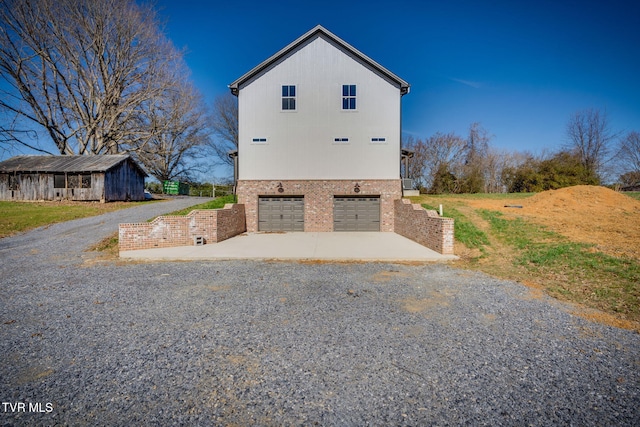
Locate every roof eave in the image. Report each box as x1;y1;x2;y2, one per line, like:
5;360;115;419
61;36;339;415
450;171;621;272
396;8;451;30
0;154;148;176
228;25;410;96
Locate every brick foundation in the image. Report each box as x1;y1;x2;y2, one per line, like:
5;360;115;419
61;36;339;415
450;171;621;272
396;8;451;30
394;199;455;255
236;179;402;232
118;204;246;252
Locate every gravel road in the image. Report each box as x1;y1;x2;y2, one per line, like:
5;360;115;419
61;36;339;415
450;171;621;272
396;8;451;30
0;196;213;274
1;198;639;426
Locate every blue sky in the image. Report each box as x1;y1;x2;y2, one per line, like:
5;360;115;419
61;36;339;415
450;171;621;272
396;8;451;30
157;0;639;156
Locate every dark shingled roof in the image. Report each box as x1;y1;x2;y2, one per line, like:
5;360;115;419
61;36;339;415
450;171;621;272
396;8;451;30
0;155;148;176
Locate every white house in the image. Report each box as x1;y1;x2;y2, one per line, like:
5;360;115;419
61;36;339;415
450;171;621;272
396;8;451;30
229;25;410;232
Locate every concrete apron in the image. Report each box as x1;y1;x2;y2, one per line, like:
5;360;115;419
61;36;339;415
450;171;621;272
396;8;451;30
119;232;458;262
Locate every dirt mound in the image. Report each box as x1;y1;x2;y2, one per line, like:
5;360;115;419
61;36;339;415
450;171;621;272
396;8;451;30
468;185;640;260
525;185;637;213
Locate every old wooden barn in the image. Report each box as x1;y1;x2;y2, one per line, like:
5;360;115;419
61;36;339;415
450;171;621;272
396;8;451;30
0;155;147;202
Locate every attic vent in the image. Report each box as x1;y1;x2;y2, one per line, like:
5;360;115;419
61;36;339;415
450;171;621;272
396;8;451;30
334;138;349;143
252;138;267;143
371;137;386;142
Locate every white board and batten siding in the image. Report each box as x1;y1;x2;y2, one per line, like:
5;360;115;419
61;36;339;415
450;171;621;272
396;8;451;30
237;35;402;181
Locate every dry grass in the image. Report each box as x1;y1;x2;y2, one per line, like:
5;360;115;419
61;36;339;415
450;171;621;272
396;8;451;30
412;186;640;331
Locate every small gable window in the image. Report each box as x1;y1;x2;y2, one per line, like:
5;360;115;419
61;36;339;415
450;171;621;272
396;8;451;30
282;85;296;110
342;84;356;110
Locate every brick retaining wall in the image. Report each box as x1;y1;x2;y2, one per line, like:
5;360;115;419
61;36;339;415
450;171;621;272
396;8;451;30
118;204;246;252
394;199;454;255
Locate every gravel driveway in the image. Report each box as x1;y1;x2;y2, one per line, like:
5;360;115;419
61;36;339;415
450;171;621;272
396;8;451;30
1;199;639;425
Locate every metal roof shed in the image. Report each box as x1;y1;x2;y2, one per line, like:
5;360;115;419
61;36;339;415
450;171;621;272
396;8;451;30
0;155;148;202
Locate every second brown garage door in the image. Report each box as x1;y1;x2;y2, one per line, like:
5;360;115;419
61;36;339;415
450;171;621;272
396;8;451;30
333;196;380;231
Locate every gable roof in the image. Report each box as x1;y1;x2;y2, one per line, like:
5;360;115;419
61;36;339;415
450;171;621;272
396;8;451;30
0;155;148;176
229;25;410;96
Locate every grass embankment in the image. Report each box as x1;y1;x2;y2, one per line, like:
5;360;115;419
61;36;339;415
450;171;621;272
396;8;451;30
420;203;489;254
0;200;159;238
479;209;639;321
412;192;640;328
165;194;236;216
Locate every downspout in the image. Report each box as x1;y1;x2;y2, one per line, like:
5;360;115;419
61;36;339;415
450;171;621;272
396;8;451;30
228;150;238;195
234;153;238;194
399;84;410;181
228;84;239;195
399;91;403;181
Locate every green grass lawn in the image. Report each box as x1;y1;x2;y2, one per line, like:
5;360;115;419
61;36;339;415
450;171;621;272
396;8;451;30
0;200;159;238
163;194;237;216
421;203;490;252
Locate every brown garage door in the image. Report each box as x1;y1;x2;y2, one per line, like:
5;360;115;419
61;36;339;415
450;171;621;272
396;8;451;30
258;196;304;231
333;196;380;231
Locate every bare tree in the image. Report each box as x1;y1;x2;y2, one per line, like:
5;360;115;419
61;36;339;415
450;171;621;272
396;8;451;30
208;93;238;166
135;80;211;182
466;122;491;158
617;131;640;173
459;122;491;193
404;132;466;191
0;117;49;155
404;131;473;192
402;136;425;189
483;147;510;193
564;108;618;181
0;0;179;155
428;132;467;179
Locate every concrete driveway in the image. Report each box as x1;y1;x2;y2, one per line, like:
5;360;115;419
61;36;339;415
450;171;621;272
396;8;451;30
119;232;458;262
